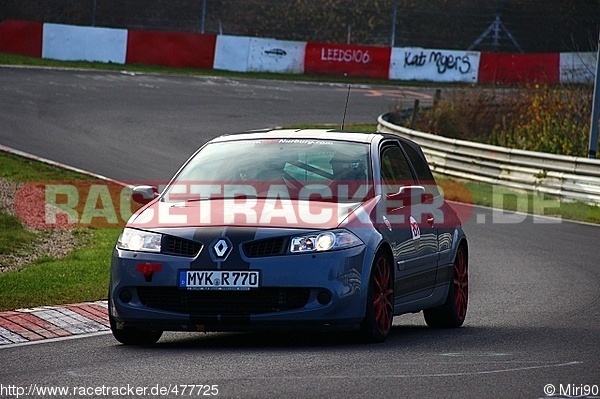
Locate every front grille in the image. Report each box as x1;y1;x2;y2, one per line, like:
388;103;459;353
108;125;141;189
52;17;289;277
243;237;288;257
137;287;310;315
162;236;202;257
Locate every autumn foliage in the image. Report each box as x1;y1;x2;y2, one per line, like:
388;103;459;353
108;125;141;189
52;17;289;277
399;84;593;157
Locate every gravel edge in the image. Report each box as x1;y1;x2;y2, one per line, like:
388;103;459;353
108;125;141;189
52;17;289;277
0;178;79;274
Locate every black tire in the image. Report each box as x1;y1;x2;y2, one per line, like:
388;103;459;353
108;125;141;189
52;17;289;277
108;291;162;345
424;245;468;328
109;315;163;346
360;250;394;343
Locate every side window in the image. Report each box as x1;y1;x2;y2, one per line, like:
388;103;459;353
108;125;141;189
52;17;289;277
380;146;415;195
400;142;441;197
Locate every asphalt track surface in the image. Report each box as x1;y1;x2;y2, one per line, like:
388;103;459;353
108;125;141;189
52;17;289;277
0;67;425;182
1;67;599;399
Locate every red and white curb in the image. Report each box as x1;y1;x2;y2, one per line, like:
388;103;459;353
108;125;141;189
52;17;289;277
0;301;110;346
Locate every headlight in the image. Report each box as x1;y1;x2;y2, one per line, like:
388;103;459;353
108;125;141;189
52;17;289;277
290;230;362;253
117;228;162;252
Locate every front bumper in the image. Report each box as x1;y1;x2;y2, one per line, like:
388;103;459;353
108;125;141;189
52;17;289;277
109;244;370;332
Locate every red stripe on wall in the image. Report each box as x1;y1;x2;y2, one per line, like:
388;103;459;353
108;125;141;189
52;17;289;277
126;29;216;69
305;42;391;79
0;20;43;57
478;53;560;84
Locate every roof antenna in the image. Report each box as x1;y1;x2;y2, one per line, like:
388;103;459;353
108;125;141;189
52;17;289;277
341;83;351;130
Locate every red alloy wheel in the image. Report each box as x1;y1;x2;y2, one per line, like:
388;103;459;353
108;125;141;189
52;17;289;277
453;248;468;322
372;256;394;335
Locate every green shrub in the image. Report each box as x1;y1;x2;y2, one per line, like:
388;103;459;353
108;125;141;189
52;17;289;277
395;84;593;157
491;85;592;156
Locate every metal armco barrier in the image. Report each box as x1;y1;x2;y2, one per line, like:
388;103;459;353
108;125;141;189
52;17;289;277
377;113;600;204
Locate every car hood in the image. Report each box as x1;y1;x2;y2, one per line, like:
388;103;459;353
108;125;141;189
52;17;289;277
127;198;368;230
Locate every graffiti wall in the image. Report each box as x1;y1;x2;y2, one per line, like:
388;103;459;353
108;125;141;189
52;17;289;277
389;48;480;83
247;38;306;74
1;20;592;85
305;42;391;79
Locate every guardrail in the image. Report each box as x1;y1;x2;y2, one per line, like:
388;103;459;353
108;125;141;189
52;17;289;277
377;113;600;204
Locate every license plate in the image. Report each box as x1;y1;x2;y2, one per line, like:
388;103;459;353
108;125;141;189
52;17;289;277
178;270;260;290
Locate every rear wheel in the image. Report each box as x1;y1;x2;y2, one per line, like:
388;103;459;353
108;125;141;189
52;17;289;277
424;245;468;328
360;251;394;343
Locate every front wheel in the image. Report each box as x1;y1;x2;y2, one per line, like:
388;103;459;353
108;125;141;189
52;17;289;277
360;251;394;343
109;315;163;346
424;244;468;328
108;291;162;345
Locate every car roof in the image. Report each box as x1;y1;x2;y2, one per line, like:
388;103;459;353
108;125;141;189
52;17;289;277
210;128;380;144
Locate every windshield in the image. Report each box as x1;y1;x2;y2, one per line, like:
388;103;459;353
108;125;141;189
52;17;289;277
163;138;372;203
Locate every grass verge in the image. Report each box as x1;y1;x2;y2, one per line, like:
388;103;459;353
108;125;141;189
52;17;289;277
0;228;120;311
0;150;120;311
0;151;88;182
0;213;39;256
436;175;600;224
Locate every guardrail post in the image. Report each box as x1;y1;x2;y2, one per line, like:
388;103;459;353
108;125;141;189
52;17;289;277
433;89;442;110
428;89;442;131
410;99;420;130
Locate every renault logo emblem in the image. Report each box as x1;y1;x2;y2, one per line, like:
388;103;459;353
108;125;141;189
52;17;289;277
211;237;232;261
214;239;229;257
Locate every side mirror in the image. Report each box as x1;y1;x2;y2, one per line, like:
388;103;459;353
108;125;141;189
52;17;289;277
132;185;158;205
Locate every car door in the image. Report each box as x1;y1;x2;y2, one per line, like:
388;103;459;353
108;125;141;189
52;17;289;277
400;140;453;272
379;141;438;303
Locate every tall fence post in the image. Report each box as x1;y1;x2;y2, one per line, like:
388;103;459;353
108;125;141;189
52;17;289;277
390;0;399;47
589;31;600;158
346;25;351;44
201;0;207;34
92;0;97;26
